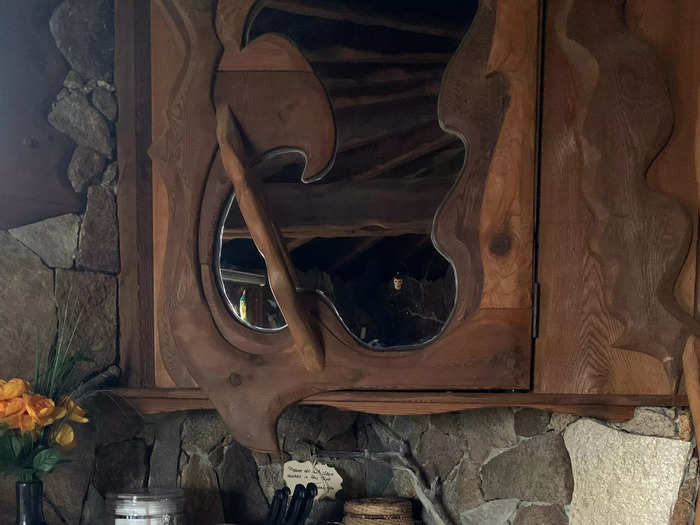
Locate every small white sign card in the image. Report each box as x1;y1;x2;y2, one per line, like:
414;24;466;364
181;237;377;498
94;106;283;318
283;460;343;500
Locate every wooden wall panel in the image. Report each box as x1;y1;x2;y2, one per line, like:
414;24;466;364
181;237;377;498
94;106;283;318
151;0;196;387
535;0;700;395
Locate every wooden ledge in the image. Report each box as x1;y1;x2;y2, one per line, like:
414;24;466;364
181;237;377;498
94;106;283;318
112;388;688;421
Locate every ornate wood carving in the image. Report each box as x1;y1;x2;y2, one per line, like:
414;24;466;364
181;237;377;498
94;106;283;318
153;0;539;451
215;106;324;371
536;0;700;394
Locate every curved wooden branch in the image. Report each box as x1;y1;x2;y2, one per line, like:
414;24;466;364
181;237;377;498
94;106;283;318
215;104;325;373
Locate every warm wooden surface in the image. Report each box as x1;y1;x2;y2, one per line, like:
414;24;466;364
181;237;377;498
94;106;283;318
478;0;538;310
150;0;194;388
0;0;82;229
535;0;698;395
216;106;325;372
221;176;454;240
114;388;690;421
116;0;155;388
152;0;538;451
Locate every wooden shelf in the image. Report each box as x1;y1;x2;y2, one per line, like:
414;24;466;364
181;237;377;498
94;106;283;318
113;388;688;421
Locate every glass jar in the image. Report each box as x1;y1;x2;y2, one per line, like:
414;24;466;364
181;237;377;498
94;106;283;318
105;488;184;525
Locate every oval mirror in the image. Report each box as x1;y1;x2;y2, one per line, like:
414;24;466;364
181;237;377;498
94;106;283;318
215;0;478;348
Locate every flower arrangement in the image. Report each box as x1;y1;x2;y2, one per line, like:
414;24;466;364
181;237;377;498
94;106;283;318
0;331;89;482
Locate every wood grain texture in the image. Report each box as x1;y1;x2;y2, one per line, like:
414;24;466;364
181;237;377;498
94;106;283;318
114;388;694;421
116;0;154;387
216;106;324;372
220;176;455;240
479;0;538;309
150;0;221;387
154;0;538;451
433;0;508;323
626;0;700;376
535;0;699;395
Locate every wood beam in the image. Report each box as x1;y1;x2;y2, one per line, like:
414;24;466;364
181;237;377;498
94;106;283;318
265;0;464;40
332;123;458;181
116;0;154;387
223;177;452;239
111;388;689;417
305;46;451;65
336;96;438;152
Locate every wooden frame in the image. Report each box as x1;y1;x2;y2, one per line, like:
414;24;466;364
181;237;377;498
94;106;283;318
113;0;699;454
116;0;155;388
148;0;538;451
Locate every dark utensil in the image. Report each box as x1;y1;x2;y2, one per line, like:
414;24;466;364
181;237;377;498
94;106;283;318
266;487;291;525
265;489;283;525
275;487;291;525
295;483;318;525
283;484;306;525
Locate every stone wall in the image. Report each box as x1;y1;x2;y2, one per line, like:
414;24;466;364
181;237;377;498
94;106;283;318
0;1;698;524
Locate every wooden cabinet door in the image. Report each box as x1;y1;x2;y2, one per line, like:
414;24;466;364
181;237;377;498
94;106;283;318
151;0;540;451
535;0;700;396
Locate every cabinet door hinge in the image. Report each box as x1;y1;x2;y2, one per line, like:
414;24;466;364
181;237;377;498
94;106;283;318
532;281;540;339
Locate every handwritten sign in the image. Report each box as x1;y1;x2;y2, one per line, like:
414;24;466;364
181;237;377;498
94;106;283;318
283;460;343;500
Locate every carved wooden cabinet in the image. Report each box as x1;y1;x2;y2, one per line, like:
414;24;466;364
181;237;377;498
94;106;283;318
113;0;700;451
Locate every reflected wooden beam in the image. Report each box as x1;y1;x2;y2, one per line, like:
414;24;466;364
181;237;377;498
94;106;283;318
336;96;438;152
223;177;452;240
265;0;464;39
331;81;440;109
305;46;451;64
332;123;458;181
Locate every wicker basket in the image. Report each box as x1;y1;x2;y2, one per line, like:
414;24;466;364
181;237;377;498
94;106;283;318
343;498;414;525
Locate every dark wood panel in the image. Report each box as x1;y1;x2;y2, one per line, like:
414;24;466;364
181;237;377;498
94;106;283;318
116;0;154;388
221;175;455;240
0;0;82;229
112;388;690;419
535;0;699;395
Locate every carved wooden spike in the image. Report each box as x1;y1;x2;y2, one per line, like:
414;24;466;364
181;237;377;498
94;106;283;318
215;105;325;372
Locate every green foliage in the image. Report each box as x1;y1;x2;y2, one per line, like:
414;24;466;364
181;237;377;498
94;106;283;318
32;448;60;474
1;289;87;482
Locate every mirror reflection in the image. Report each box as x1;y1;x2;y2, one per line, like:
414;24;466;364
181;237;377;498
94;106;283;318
215;0;477;348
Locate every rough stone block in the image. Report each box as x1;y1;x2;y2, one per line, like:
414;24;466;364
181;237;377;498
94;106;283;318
564;419;692;525
55;269;117;382
9;213;80;268
77;185;119;273
482;432;573;504
515;408;551;437
513;504;568;525
49;0;114;81
0;231;56;380
618;407;676;438
48;91;113;158
460;499;518;525
68;146;106;192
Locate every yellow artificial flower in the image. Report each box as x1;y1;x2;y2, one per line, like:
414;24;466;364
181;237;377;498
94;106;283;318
23;394;56;426
0;396;25;419
19;413;36;433
59;397;88;424
0;378;30;400
54;424;75;450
